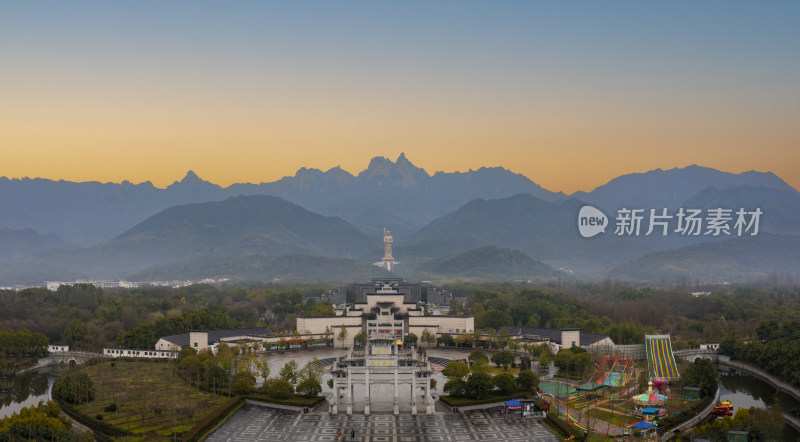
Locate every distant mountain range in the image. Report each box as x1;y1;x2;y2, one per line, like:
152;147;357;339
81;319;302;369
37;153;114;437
0;153;561;245
610;234;800;283
416;246;557;281
0;155;798;285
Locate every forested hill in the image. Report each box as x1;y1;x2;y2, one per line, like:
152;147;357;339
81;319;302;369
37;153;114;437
417;246;556;281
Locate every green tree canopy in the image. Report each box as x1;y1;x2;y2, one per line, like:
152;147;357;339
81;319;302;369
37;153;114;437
443;360;469;381
491;351;515;371
280;360;299;386
683;358;718;398
517;370;540;391
466;373;494;400
493;373;517;395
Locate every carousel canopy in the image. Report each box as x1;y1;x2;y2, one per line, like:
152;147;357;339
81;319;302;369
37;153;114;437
633;392;667;405
631;421;656;430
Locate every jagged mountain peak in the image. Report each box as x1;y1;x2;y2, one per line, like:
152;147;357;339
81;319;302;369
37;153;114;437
358;153;429;186
181;170;201;183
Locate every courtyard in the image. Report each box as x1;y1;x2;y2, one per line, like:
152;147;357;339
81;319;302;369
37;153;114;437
206;405;558;441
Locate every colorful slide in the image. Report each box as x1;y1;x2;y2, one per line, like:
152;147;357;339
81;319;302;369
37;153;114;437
646;334;680;379
603;372;621;386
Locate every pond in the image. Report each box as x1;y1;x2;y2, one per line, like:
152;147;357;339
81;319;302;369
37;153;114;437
0;368;57;419
715;365;800;439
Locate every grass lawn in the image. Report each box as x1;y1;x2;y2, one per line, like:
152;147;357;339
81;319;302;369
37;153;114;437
483;366;521;376
585;406;640;426
75;361;229;440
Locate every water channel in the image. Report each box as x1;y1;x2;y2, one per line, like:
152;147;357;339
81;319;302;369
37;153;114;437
715;364;800;439
0;368;57;419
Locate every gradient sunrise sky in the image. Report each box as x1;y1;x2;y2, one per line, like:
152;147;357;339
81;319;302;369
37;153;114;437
2;1;798;194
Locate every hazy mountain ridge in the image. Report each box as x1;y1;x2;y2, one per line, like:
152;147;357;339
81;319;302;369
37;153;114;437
572;165;796;211
0;160;797;284
128;254;393;283
610;233;800;283
416;246;557;281
0;153;562;244
0;228;69;262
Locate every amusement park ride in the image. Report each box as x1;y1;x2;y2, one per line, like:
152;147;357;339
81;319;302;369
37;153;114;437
535;334;731;437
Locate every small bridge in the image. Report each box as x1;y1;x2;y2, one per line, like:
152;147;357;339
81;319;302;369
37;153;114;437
673;349;724;363
17;351;106;374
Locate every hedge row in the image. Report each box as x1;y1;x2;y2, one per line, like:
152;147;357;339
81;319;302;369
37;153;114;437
57;400;131;440
543;410;586;440
246;393;326;408
439;390;535;407
182;396;245;442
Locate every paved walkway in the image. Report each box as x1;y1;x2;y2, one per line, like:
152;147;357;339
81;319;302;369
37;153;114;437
207;405;558;441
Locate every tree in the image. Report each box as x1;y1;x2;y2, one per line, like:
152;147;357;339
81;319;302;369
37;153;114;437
262;378;294;398
298;358;324;385
491;351;515;371
472;330;482;348
468;350;488;366
354;330;367;348
280;360;298;386
323;326;332;347
257;357;270;382
443;360;469;381
231;371;256;394
296;378;322;397
309;302;335;316
683;359;718;398
496;328;511;350
205;364;228;394
421;329;436;348
517;370;540;391
508;338;521;355
337;327;348;349
177;346;197;363
444;379;466;396
53;371;95;405
494;373;517;395
405;333;418;347
484;310;513;330
437;334;454;347
466;373;493;400
538;345;552;366
62;320;88;350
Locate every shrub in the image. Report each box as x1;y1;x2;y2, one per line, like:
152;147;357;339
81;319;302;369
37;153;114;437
103;403;117;412
444;379;466;397
231;372;256;394
517;370;540;391
493;373;517;395
296;378;322;397
262;378;294;398
53;371;95;405
95;414;103;420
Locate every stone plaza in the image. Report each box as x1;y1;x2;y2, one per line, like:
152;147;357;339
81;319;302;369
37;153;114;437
207;405;558;441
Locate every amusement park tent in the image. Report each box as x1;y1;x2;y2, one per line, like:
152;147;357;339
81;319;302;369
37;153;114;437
631;421;656;430
641;407;660;415
504;399;522;410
